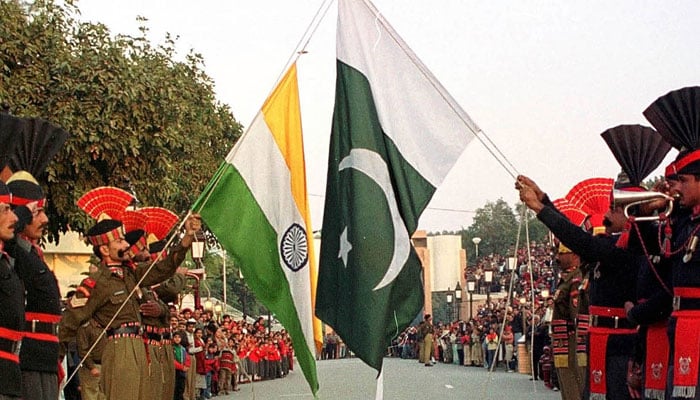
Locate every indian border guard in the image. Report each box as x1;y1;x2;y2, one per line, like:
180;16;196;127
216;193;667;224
643;86;700;400
0;182;24;399
550;198;588;400
59;212;201;400
76;317;107;400
5;171;62;400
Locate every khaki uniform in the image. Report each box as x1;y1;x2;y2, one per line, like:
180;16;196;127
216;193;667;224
418;321;434;365
77;319;107;400
59;245;187;400
552;267;586;400
141;273;187;400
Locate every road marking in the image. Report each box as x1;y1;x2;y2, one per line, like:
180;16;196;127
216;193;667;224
445;384;454;389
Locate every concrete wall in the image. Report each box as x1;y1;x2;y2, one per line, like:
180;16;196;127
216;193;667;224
427;234;462;292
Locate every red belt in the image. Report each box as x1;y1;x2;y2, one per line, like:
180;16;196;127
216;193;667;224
588;306;636;398
25;312;60;342
673;287;700;313
589;306;637;331
0;327;23;363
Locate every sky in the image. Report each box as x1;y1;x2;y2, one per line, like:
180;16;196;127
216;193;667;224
76;0;700;233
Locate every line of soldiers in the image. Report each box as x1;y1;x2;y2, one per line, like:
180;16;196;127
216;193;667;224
517;85;700;400
0;170;201;400
59;186;202;400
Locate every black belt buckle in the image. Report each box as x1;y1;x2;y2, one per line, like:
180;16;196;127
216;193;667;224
673;296;681;311
0;337;22;355
591;315;625;329
30;320;59;335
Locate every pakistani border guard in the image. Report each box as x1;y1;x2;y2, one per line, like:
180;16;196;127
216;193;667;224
0;181;23;399
643;86;700;399
517;170;640;400
5;171;63;400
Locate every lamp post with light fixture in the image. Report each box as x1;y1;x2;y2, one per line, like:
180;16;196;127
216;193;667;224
472;237;481;262
467;280;475;320
446;288;453;323
484;269;493;305
455;282;462;321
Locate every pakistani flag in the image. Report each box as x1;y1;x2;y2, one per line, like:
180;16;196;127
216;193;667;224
316;0;477;372
193;64;319;394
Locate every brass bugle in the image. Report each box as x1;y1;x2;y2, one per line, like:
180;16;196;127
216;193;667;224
612;189;674;221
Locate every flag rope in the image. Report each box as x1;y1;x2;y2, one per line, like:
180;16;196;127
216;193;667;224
480;204;541;397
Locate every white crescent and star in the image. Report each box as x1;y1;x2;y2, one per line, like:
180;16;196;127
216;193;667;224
337;148;410;291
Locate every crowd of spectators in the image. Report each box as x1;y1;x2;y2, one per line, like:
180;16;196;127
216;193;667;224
170;307;293;398
387;240;561;391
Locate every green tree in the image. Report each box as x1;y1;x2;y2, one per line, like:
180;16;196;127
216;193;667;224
458;199;549;265
0;0;244;241
461;199;518;263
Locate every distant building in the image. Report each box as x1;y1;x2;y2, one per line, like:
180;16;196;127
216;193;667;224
43;231;93;296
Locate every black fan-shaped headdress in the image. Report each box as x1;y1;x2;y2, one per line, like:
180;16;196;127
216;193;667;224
7;117;70;178
600;124;671;188
0;113;22;171
643;86;700;151
643;86;700;176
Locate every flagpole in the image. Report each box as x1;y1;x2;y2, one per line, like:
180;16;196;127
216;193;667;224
375;367;384;400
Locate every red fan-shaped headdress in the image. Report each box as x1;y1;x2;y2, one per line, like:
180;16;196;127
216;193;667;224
552;198;588;228
141;206;179;242
76;186;134;221
120;209;148;233
565;178;613;232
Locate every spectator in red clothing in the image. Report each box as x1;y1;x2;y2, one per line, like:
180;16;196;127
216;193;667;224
193;328;208;398
203;343;219;398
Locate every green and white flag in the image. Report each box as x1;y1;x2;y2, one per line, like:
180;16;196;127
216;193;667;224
316;0;477;372
194;64;319;395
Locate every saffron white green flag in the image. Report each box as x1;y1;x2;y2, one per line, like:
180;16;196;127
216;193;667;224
194;63;319;395
316;0;477;372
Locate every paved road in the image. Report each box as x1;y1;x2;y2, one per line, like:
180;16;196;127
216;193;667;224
215;357;563;399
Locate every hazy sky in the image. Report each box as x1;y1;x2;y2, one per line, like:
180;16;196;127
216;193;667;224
77;0;700;232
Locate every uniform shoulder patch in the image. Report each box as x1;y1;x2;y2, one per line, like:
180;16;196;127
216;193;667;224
70;296;89;308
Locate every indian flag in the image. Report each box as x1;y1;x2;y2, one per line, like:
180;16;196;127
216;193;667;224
316;0;477;372
193;63;319;395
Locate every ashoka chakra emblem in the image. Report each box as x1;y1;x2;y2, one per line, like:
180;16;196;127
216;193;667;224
280;223;308;271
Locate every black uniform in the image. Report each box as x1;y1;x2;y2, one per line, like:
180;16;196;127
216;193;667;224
0;253;25;398
537;199;638;400
11;236;62;400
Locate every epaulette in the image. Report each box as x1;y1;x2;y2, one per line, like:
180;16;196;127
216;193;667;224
83;277;97;288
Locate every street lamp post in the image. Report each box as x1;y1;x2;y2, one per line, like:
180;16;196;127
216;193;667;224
484;269;493;305
454;282;462;321
221;250;227;310
472;237;481;262
519;297;527;334
239;268;247;319
446;288;453;323
467;280;475;321
191;232;205;266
